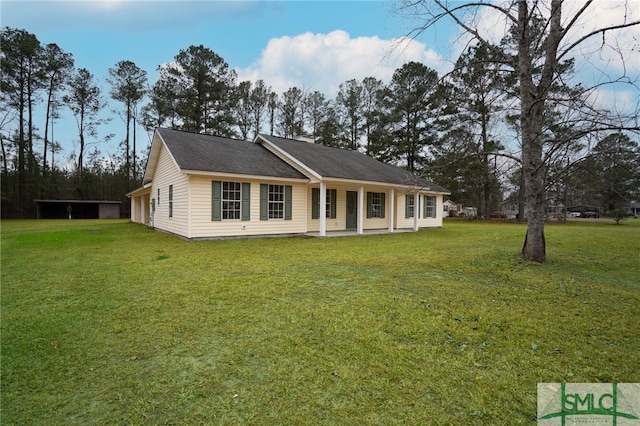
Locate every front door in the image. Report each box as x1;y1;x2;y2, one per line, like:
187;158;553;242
346;191;358;229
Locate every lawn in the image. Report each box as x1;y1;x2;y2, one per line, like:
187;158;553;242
1;218;639;425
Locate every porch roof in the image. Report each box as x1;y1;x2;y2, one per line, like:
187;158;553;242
257;134;449;193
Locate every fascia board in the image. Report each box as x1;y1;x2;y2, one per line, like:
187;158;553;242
142;130;182;185
182;170;309;183
321;177;450;195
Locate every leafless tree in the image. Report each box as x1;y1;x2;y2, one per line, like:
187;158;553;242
396;0;639;262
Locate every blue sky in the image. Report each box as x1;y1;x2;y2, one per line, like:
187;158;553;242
2;1;638;167
3;0;458;162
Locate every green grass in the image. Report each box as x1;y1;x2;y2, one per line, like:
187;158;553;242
1;218;639;425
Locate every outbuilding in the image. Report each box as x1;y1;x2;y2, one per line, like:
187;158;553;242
34;200;122;219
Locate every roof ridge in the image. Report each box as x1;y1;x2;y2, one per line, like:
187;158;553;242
158;127;253;144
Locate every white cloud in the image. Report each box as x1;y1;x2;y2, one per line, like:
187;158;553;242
235;30;452;96
446;0;639;113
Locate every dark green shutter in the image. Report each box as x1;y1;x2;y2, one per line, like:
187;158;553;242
212;181;221;221
260;184;268;220
417;194;421;218
380;193;386;219
312;188;319;219
285;185;292;220
405;194;411;218
242;183;250;221
330;189;337;219
366;192;372;218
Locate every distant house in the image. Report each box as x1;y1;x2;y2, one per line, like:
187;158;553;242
127;128;449;240
626;201;639;217
443;200;461;217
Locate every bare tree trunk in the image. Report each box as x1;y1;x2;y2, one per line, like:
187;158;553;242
125;101;131;191
519;0;544;262
17;84;26;217
517;168;525;222
132;113;137;184
483;153;491;218
1;134;8;200
43;86;53;177
78;119;85;177
519;0;563;262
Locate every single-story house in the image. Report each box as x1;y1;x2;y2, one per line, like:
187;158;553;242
127;128;450;240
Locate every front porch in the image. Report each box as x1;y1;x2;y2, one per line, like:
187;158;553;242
305;228;416;238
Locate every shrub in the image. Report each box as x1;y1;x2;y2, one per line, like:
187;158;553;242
611;208;628;224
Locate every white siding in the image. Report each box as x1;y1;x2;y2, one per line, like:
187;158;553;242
395;192;444;229
187;175;308;239
150;145;189;237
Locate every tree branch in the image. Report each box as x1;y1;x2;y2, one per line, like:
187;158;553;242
558;20;640;63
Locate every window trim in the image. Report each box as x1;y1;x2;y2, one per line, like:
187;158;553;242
268;184;285;220
424;195;436;218
212;181;250;222
260;184;292;221
366;191;385;219
405;194;415;219
222;181;242;220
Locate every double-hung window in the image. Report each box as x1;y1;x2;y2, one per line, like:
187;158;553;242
222;181;241;220
367;192;385;218
312;188;337;219
212;181;250;221
405;194;415;218
259;184;292;220
424;195;436;218
268;184;285;219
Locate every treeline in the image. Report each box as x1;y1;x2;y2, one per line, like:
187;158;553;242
2;26;638;219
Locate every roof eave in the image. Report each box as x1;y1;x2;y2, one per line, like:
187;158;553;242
182;169;310;183
317;177;450;194
126;182;153;198
142;129;182;185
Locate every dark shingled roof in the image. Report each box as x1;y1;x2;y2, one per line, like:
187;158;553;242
157;128;307;179
259;134;448;192
153;129;449;193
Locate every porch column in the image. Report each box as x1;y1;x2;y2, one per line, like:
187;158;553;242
413;192;419;232
388;188;395;233
357;186;364;235
319;181;327;237
130;197;137;222
140;196;146;224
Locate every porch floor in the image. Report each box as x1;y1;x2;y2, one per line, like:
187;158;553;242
304;228;416;238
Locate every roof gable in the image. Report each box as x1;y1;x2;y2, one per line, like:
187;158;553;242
257;134;448;192
144;128;307;183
